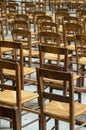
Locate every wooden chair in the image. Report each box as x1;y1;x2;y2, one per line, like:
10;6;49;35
33;11;46;33
55;10;69;34
5;4;17;34
25;2;35;27
75;34;86;87
63;22;83;49
0;60;21;130
0;41;40;129
15;14;40;48
36;67;86;130
37;15;53;34
63;22;83;76
38;44;81;99
76;9;86;24
12;29;39;67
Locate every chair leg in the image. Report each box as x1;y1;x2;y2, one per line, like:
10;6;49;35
41;115;46;130
12;107;21;130
55;119;59;130
0;106;21;130
39;115;42;130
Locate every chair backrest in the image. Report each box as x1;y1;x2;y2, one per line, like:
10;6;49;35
12;20;30;31
8;2;19;13
33;11;46;32
0;59;21;109
0;41;24;89
12;29;31;67
39;31;61;46
25;2;35;15
55;11;69;24
36;67;74;123
62;16;79;24
76;9;86;24
35;2;45;12
40;21;58;32
39;44;68;72
63;22;83;46
15;13;29;21
37;15;52;33
6;4;17;18
0;2;6;17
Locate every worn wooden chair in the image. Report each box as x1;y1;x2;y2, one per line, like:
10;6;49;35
33;11;46;33
55;10;69;34
75;34;86;87
5;4;17;34
0;41;40;129
0;60;21;130
39;44;81;99
12;29;39;67
25;2;35;26
37;15;53;34
63;22;83;49
36;67;86;130
12;20;30;31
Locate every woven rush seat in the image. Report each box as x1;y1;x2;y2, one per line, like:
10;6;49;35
22;49;39;57
79;57;86;65
0;90;38;106
3;67;36;76
44;100;86;121
66;44;75;51
1;47;13;53
44;53;72;61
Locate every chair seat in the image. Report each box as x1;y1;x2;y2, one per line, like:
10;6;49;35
44;100;86;121
1;47;13;53
31;39;39;45
0;90;38;106
7;18;14;23
19;39;39;46
79;57;86;65
67;44;75;51
23;49;39;57
44;53;71;61
3;67;35;76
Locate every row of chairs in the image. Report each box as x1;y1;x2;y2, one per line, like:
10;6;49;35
0;41;86;130
0;1;86;129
